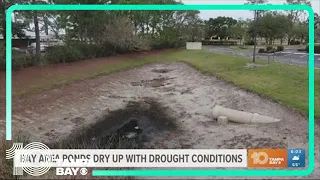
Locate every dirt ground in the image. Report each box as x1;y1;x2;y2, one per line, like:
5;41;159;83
0;62;319;179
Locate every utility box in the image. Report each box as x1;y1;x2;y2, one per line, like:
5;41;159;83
186;42;202;50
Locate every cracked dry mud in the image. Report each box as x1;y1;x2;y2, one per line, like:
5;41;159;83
0;62;318;179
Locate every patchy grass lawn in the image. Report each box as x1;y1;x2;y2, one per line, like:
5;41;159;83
7;49;319;117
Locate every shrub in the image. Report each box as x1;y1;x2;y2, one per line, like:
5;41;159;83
103;17;151;52
276;45;284;52
266;46;273;52
316;46;320;54
45;45;84;64
72;43;114;59
305;45;320;54
258;48;265;53
244;40;255;45
269;49;276;53
0;43;33;71
289;40;301;45
0;42;5;70
44;42;127;64
153;37;185;49
201;40;237;46
12;54;33;70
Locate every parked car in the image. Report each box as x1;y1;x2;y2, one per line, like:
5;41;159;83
27;43;48;54
12;47;27;54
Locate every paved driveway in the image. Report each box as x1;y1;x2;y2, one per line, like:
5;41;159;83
203;46;320;68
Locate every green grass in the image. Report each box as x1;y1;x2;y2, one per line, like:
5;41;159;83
11;49;319;117
164;50;319;117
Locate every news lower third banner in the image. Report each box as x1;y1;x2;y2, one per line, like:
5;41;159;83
14;149;248;168
7;142;306;177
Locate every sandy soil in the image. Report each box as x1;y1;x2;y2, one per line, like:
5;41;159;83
0;62;318;179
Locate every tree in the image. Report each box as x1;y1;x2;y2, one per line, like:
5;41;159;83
291;23;309;43
185;14;205;42
204;16;237;39
285;0;311;45
245;0;269;16
31;0;41;64
246;0;268;4
272;13;292;45
0;0;28;40
253;12;291;45
12;0;55;65
230;20;248;44
102;16;150;51
315;13;320;41
245;0;268;63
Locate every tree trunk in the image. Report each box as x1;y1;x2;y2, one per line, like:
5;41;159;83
269;37;272;45
134;21;138;35
44;15;49;35
288;37;291;45
152;23;155;36
1;1;6;42
266;38;268;45
280;38;283;45
141;23;144;35
33;10;41;65
85;27;88;43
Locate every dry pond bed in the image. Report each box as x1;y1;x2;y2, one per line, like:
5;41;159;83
1;62;319;179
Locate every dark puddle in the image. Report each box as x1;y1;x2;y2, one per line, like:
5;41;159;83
50;98;177;149
151;68;174;73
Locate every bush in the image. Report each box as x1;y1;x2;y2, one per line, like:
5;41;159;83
0;42;33;71
289;40;301;45
269;49;276;53
152;37;185;49
45;45;84;64
73;43;115;58
276;45;284;52
44;42;128;64
266;46;273;52
201;40;237;46
244;40;255;45
0;42;5;70
316;46;320;54
12;54;33;70
103;17;151;52
258;48;265;53
305;45;320;54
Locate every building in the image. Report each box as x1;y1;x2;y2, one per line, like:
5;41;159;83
0;29;65;49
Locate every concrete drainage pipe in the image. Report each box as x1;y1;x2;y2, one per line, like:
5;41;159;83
212;105;281;124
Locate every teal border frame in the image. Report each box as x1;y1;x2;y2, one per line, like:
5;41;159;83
5;4;314;177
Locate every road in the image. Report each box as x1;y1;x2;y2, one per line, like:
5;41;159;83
203;46;320;68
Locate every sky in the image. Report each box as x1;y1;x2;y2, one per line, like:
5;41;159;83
181;0;320;20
